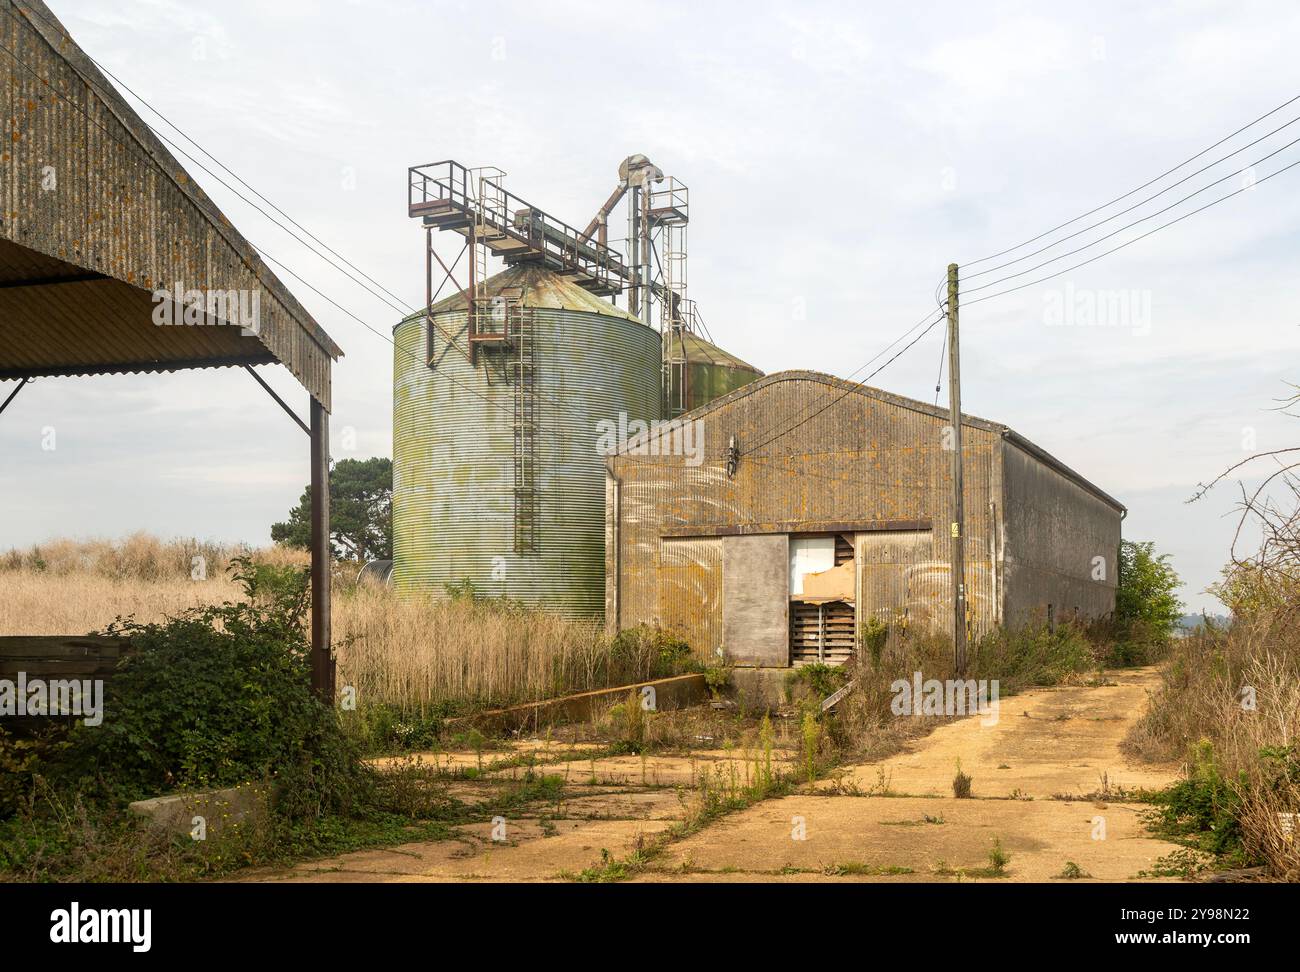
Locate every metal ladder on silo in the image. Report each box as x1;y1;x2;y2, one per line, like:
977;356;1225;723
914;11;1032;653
512;308;539;554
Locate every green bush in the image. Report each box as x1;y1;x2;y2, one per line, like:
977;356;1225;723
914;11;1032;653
786;662;847;700
1088;616;1169;668
1150;740;1249;864
0;728;66;818
443;577;479;601
971;621;1094;689
859;616;889;669
652;632;693;678
703;665;731;699
341;701;461;755
1116;540;1183;640
54;556;367;819
607;625;699;681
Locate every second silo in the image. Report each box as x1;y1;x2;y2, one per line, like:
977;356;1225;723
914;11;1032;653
392;264;661;616
678;331;762;413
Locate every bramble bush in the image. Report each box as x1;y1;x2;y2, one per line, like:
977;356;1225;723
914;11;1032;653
53;556;367;819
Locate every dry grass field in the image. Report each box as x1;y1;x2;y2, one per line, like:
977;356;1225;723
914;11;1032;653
0;533;645;711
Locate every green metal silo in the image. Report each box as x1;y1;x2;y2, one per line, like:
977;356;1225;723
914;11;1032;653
392;264;661;617
680;331;762;412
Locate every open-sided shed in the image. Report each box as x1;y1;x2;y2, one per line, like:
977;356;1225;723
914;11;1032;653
0;0;342;694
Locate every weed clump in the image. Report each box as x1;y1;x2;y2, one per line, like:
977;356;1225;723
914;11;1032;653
952;760;973;799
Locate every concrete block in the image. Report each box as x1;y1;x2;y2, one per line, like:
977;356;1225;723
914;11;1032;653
129;782;273;838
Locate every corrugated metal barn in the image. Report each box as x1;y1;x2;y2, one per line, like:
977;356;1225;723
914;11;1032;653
605;371;1124;668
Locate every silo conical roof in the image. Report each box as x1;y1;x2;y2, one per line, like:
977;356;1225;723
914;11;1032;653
428;264;646;323
680;331;760;372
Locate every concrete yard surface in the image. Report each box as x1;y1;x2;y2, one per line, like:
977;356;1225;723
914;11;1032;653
246;666;1186;884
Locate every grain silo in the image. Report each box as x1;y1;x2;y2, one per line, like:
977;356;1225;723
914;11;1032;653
392;263;661;616
677;332;762;413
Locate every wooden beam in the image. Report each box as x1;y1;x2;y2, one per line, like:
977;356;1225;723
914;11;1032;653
309;398;334;701
0;271;107;290
0;353;278;381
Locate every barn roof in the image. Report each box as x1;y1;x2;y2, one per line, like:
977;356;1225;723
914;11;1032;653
630;369;1126;515
0;0;341;406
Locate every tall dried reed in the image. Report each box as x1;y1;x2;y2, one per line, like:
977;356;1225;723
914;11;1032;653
333;585;616;709
0;535;655;710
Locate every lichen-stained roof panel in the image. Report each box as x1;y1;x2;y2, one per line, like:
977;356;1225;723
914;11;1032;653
0;0;341;406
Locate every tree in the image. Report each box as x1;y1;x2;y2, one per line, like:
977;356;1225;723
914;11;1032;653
1115;539;1183;638
271;457;392;561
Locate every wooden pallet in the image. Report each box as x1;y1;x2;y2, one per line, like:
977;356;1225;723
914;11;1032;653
790;600;854;667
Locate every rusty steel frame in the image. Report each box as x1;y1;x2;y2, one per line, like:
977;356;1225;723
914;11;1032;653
244;365;310;436
310;397;334;700
243;367;333;697
0;377;30;417
408;160;626;295
425;231;473;365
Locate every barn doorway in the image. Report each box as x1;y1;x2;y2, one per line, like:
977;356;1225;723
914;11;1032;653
789;534;855;667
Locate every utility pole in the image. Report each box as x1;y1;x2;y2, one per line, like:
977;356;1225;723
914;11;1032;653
946;262;968;675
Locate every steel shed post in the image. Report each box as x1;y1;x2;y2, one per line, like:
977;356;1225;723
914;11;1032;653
310;397;335;701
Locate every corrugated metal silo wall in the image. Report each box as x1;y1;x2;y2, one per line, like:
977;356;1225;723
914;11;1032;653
608;374;1003;660
393;307;661;617
684;361;761;413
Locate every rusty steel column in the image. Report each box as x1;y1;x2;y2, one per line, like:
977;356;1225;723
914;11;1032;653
467;217;478;366
425;227;434;365
310;397;335;701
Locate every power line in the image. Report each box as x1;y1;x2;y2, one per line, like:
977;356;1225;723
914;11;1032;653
965;112;1300;281
932;327;947;407
3;0;416;319
1;3;416;320
10;0;415;315
243;245;543;425
748;96;1300;478
7;7;645;430
965;131;1300;296
13;0;716;439
966;152;1300;307
741;313;945;457
0;14;576;432
86;56;415;313
962;91;1300;268
730;266;948;460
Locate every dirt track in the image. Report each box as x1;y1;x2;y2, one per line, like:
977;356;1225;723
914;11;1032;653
246;667;1184;883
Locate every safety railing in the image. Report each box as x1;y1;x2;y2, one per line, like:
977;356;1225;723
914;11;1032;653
409;160;628;291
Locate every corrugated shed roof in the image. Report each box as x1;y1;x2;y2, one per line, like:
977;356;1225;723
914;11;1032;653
0;1;341;405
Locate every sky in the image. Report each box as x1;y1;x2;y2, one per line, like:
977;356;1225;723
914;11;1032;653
3;0;1299;613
